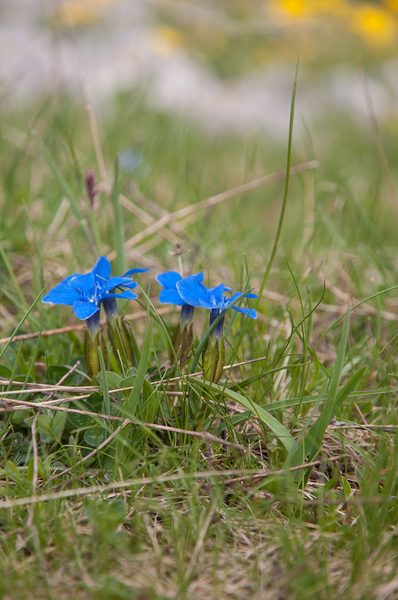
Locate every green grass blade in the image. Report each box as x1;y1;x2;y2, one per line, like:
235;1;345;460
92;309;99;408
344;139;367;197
285;308;351;471
257;53;300;302
314;284;398;349
98;347;110;416
0;244;30;312
124;320;152;418
31;130;84;223
111;154;126;276
191;379;295;452
0;287;45;359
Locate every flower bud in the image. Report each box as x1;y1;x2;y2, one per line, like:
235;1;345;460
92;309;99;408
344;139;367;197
84;312;108;378
202;334;225;384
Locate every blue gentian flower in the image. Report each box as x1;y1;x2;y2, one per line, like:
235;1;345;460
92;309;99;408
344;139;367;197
42;256;149;335
156;270;204;324
43;256;149;377
176;277;257;339
156;270;206;361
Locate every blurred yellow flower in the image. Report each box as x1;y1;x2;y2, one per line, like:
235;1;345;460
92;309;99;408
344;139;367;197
270;0;349;20
150;26;185;57
384;0;398;14
281;0;306;16
350;4;397;45
52;0;118;28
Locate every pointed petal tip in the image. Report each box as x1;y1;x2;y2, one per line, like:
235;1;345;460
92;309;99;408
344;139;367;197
92;256;112;279
156;271;182;290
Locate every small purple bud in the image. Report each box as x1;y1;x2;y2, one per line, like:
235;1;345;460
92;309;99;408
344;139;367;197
85;168;99;212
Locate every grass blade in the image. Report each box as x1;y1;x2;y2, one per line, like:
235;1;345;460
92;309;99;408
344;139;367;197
124;320;152;418
111;155;126;276
285;308;352;472
98;347;110;416
257;53;300;302
31;131;84;223
191;379;295;452
0;288;45;360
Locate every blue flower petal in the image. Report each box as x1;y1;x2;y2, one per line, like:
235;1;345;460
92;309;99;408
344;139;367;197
226;292;258;304
199;298;224;310
42;284;80;306
123;267;150;277
101;277;135;292
60;273;82;284
226;292;244;304
207;284;225;299
106;290;138;300
192;272;204;283
68;273;96;293
159;289;185;306
156;271;182;290
72;300;100;320
120;280;138;290
232;307;257;319
176;278;208;307
92;256;112;280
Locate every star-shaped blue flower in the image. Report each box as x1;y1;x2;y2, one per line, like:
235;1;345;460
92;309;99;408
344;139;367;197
175;278;257;319
156;270;205;324
156;271;204;306
42;256;149;320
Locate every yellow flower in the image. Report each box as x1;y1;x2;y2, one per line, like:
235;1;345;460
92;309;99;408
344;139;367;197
150;26;185;57
52;0;118;28
383;0;398;14
350;4;397;45
270;0;349;19
281;0;306;16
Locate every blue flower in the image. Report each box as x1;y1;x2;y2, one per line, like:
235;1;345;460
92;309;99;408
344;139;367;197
156;270;204;324
176;277;257;339
156;271;203;306
176;278;257;318
42;256;149;321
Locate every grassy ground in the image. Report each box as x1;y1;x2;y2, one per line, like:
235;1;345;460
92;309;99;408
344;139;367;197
1;85;398;599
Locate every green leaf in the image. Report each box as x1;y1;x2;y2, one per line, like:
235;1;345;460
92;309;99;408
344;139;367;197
124;321;152;419
5;461;27;486
27;457;46;482
141;379;159;424
26;415;54;439
51;411;67;442
193;379;295;453
95;371;123;394
68;402;97;429
0;366;12;379
12;410;31;425
341;476;353;499
84;426;107;448
86;392;104;413
118;375;136;398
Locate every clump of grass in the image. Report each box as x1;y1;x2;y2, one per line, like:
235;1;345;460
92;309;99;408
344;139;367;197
1;79;398;599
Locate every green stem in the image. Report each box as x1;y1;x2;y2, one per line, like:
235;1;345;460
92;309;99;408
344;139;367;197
111;154;126;276
256;53;300;305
